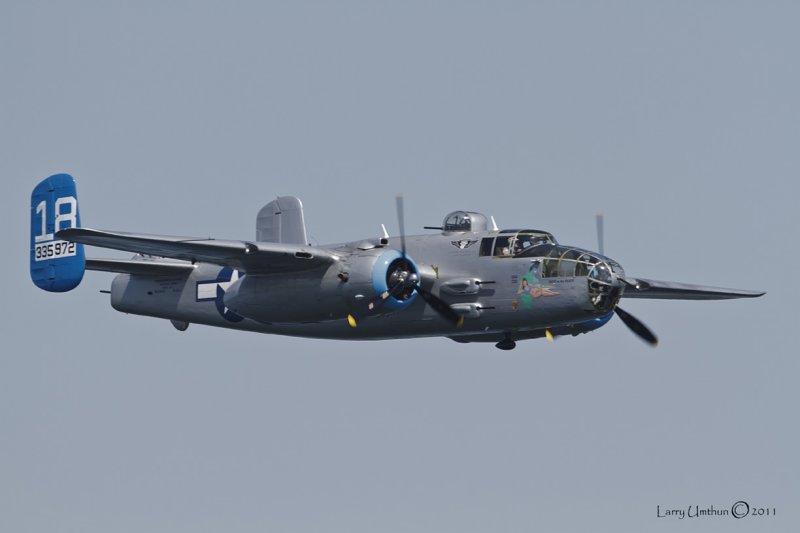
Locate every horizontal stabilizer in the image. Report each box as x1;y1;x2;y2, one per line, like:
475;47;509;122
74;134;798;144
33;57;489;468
59;227;338;273
86;258;195;276
622;277;765;300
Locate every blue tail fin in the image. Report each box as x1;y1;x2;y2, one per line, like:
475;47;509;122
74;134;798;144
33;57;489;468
30;174;85;292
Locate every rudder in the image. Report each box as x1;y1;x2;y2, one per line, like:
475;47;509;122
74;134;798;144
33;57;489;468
30;173;85;292
256;196;309;244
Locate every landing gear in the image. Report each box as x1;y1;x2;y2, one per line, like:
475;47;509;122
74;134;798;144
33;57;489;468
495;335;516;351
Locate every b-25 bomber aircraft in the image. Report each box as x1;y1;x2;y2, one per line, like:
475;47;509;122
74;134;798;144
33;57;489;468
30;174;764;350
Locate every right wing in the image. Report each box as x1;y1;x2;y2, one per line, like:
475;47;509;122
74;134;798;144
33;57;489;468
59;228;340;274
621;277;765;300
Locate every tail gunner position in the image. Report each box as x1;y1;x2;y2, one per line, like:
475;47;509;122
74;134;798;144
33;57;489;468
30;174;764;350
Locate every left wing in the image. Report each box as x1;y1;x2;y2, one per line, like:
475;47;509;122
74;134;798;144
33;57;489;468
86;258;196;276
621;277;765;300
59;228;340;274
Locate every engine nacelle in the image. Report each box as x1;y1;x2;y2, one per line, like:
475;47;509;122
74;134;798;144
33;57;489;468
222;247;419;324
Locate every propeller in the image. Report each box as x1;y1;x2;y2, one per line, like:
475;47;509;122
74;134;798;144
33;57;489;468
596;211;604;256
348;195;463;328
614;306;658;346
415;282;463;325
396;194;463;327
595;211;658;346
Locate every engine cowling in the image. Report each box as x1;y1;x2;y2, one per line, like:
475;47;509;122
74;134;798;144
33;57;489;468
340;248;419;313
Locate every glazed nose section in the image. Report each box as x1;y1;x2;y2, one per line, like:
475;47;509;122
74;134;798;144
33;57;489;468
590;262;613;284
588;261;623;313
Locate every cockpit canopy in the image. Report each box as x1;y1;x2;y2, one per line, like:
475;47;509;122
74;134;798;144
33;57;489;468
443;211;489;233
479;232;624;279
478;230;558;258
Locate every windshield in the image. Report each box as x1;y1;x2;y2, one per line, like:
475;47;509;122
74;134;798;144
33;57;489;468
479;230;556;258
512;233;554;256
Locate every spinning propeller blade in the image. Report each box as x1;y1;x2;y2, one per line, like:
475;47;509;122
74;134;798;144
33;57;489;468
396;194;407;258
596;211;604;256
396;194;462;327
595;211;657;346
614;306;658;346
415;282;464;327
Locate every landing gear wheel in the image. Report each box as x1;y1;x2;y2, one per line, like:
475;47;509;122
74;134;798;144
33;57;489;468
495;335;516;350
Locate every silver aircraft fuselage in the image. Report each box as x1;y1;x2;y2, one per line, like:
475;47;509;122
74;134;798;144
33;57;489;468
109;231;615;343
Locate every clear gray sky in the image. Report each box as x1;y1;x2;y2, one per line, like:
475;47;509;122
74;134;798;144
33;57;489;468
2;2;797;531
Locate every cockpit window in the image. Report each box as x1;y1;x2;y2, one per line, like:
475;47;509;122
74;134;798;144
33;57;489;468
518;243;555;259
478;231;557;258
512;233;553;256
494;236;513;257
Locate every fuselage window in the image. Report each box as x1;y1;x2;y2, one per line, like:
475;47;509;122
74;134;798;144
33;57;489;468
479;238;494;257
493;236;513;257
